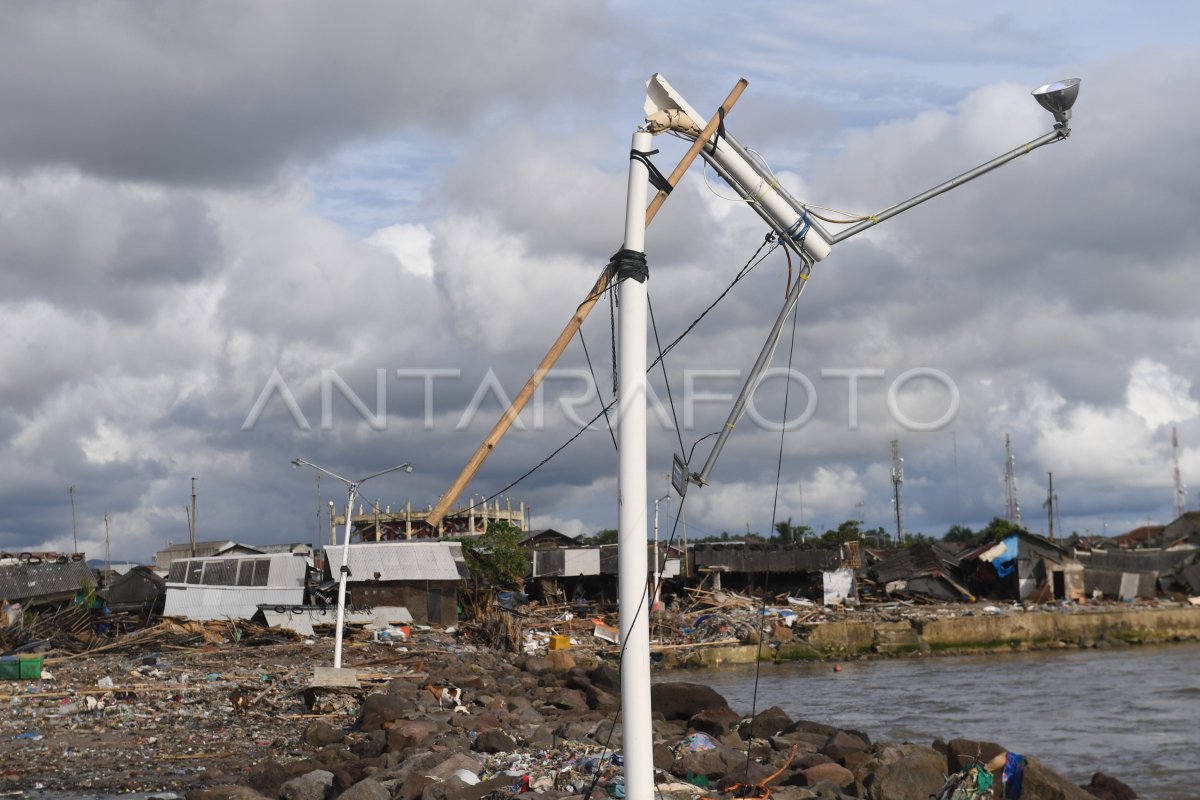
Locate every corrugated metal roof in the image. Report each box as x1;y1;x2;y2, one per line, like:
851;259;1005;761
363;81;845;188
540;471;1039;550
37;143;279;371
0;558;94;603
324;542;467;582
163;585;306;620
162;553;310;621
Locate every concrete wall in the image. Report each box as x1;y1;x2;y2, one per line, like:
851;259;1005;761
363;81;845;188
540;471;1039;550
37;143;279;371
692;607;1200;666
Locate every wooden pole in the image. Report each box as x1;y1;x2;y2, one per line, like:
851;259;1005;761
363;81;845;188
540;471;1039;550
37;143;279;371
427;78;749;528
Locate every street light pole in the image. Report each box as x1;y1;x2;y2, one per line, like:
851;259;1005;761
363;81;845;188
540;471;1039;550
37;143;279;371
653;494;670;606
292;458;413;669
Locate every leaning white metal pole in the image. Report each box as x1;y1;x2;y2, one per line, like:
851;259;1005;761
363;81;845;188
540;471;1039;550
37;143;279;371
333;484;358;669
617;128;654;800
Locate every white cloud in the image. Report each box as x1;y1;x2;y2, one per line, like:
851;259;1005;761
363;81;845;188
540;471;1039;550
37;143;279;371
1126;358;1200;429
367;223;435;279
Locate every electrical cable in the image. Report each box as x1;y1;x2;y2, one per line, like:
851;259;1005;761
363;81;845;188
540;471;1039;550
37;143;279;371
647;294;688;462
461;237;779;515
576;327;618;452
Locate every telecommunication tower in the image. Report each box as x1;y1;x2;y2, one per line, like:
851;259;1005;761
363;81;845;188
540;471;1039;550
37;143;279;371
890;440;905;545
1043;472;1057;540
1004;433;1021;525
1174;426;1186;520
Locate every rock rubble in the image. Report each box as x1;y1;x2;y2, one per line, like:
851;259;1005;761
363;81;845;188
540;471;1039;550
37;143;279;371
0;630;1138;799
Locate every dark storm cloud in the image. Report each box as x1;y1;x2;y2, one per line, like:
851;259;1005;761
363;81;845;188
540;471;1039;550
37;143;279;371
0;1;615;185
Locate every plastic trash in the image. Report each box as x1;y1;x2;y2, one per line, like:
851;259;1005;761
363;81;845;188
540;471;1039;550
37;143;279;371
97;676;115;689
677;731;718;753
454;769;480;785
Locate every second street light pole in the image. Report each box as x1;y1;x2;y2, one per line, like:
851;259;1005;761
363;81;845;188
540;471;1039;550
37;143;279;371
292;458;413;671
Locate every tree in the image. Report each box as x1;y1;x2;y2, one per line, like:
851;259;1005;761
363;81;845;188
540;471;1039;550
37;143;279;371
820;519;863;546
457;520;528;591
979;516;1020;543
943;524;975;543
774;517;813;545
580;528;617;545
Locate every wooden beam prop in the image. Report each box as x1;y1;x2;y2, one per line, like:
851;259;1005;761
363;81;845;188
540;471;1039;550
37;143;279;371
427;78;749;529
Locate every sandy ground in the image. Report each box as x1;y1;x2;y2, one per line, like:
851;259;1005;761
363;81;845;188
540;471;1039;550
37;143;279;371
0;638;385;794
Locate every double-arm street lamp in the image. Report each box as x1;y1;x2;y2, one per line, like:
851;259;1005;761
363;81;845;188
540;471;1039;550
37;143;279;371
291;458;413;669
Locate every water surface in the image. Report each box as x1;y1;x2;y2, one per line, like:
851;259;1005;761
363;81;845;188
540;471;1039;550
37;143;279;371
657;641;1200;799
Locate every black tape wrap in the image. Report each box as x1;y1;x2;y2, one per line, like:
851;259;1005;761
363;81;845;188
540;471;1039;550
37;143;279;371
607;249;648;284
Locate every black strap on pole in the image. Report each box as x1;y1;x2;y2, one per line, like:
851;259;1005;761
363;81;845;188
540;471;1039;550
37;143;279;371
629;148;673;195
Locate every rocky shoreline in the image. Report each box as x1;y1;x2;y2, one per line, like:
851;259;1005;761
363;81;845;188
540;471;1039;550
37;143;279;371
0;629;1142;800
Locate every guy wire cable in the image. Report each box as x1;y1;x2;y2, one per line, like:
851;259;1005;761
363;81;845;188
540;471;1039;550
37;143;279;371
741;259;806;795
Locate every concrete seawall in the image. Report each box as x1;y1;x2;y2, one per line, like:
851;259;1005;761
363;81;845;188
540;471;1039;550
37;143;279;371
690;606;1200;666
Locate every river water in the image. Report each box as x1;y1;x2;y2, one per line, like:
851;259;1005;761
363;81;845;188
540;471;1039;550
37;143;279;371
656;641;1200;799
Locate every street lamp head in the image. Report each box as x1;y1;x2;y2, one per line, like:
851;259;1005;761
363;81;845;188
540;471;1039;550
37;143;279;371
291;458;301;468
403;464;414;474
1032;78;1081;128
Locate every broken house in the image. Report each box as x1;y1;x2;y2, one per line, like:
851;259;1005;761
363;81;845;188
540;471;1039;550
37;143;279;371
526;543;682;606
1156;511;1200;550
321;541;468;625
960;530;1085;602
867;542;974;602
162;552;312;621
689;542;844;599
0;553;93;611
1073;547;1198;598
99;566;166;616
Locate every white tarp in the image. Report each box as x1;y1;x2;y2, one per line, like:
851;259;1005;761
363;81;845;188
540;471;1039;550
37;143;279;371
822;567;854;606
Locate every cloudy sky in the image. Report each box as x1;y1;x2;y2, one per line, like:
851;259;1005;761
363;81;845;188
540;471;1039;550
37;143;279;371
3;1;1199;562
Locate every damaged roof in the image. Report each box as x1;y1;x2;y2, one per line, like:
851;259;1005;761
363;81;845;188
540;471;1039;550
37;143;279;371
689;543;843;573
0;557;93;605
324;541;469;582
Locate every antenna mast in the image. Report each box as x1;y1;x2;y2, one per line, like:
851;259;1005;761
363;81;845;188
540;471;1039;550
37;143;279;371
890;440;905;545
1004;433;1021;525
1044;472;1057;540
1174;426;1186;520
190;476;198;557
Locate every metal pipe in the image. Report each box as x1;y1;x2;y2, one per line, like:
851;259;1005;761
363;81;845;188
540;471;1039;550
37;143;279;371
829;128;1065;244
617;129;654;800
699;151;810;264
692;260;811;486
714;129;836;246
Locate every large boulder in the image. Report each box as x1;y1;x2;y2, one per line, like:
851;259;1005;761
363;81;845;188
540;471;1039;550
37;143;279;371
856;744;946;800
543;687;589;711
238;761;295;797
416;752;486;786
717;760;776;791
329;762;369;796
743;706;793;739
586;684;620;711
385;719;441;752
784;719;838;738
820;730;870;766
280;770;335;800
335;777;390;800
651;682;731;721
1081;772;1138;800
791;762;854;789
523;656;557;675
670;747;740;781
473;729;517;754
357;693;412;732
587;663;620;691
690;706;742;738
305;721;347;748
188;789;273;800
1020;757;1095;800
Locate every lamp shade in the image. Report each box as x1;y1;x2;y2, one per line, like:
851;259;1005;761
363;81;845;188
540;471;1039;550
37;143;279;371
1032;78;1081;125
